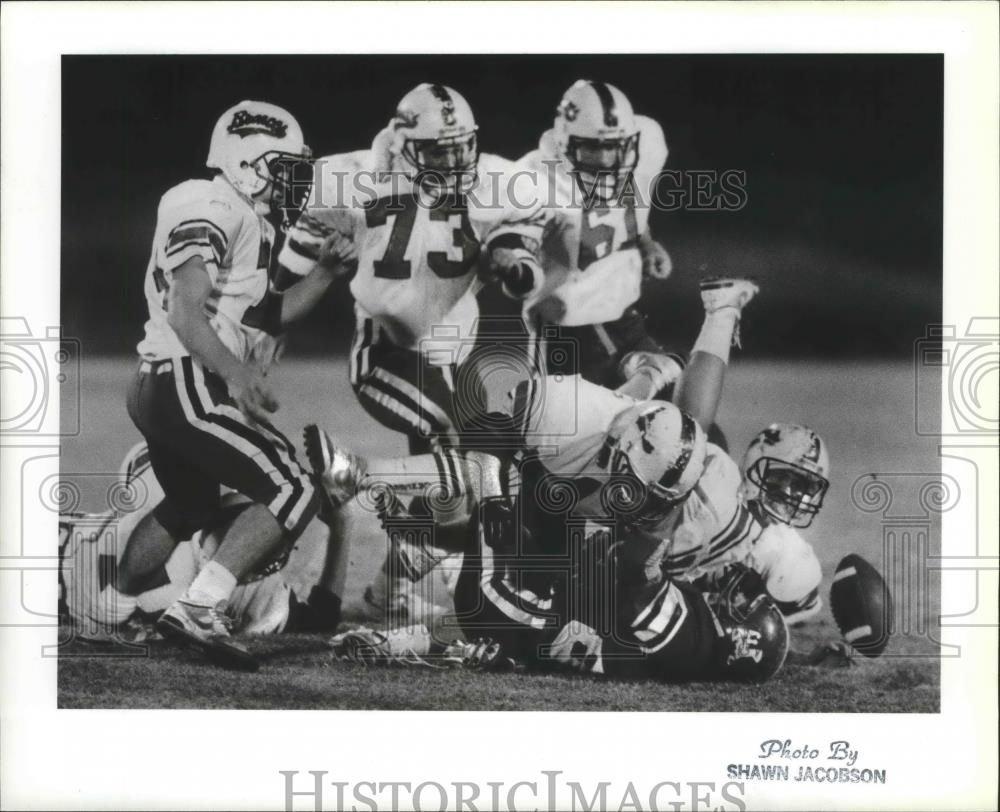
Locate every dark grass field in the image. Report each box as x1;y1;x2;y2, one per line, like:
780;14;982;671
58;356;941;711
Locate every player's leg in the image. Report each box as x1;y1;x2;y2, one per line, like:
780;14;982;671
673;278;759;433
115;437;219;596
282;510;349;634
349;316;459;452
134;358;316;667
452;496;559;664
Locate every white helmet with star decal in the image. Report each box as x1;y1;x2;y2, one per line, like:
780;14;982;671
741;423;830;528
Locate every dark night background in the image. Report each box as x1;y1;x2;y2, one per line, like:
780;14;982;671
61;54;942;358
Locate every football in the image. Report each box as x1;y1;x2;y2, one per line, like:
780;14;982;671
830;554;893;657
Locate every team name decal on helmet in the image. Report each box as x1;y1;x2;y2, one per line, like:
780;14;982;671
227;110;288;139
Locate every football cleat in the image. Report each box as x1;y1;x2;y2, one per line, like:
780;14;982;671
157;598;259;672
303;424;367;507
330;624;444;668
699;277;760;313
699;277;759;348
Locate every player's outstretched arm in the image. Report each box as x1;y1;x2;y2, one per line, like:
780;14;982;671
278;233;358;326
167;256;277;422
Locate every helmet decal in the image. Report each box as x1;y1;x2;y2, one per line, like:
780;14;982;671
226;109;288;139
428;84;458;126
558;99;580;122
657;410;697;490
726;627;764;666
589;81;620;128
761;426;782;446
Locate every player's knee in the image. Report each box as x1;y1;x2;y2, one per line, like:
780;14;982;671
152;497;217;542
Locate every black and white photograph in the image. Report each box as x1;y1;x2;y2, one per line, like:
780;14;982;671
2;3;997;811
54;51;947;711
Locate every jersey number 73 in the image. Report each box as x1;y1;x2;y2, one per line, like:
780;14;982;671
365;193;481;280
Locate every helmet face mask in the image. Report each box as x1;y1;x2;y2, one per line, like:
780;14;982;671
565;132;640;205
400;131;479;196
741;423;830;529
747;457;829;528
251;148;314;225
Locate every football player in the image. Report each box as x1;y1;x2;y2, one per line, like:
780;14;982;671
60;443;345;647
277;83;543;454
331;490;790;684
106;101;356;668
305;275;761;621
482;80;681;399
739;423;830;624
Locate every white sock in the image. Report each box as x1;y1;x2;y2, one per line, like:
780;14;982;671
92;585;138;626
691;308;740;363
185;560;237;606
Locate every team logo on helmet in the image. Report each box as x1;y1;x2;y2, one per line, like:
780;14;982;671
726;627;764;666
227;110;288;139
557;99;580;122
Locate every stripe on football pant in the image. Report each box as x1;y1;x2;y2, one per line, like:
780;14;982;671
357;383;433;437
372;367;454;435
480;542;551;630
175;357;312;530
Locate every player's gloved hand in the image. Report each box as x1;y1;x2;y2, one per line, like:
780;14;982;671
228;364;279;423
461;637;522;672
483;246;541;300
615;350;685;400
638;230;672;280
317;232;359;278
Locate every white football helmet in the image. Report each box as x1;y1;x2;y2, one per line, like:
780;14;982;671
387;83;478;195
741;424;830;528
553;80;640;203
596;401;707;528
206;100;312;217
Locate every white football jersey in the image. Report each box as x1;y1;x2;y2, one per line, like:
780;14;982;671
640;444;763;581
137;176;278;364
503;373;638;480
279;150;543;355
490;115;668;326
746;521;823;623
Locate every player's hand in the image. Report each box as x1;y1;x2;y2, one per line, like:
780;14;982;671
527;294;567;327
228;364;279;423
639;232;672;280
483;247;540;299
317;232;358;277
461;638;522;672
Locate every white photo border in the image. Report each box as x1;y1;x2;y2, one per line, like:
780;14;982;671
1;2;997;810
